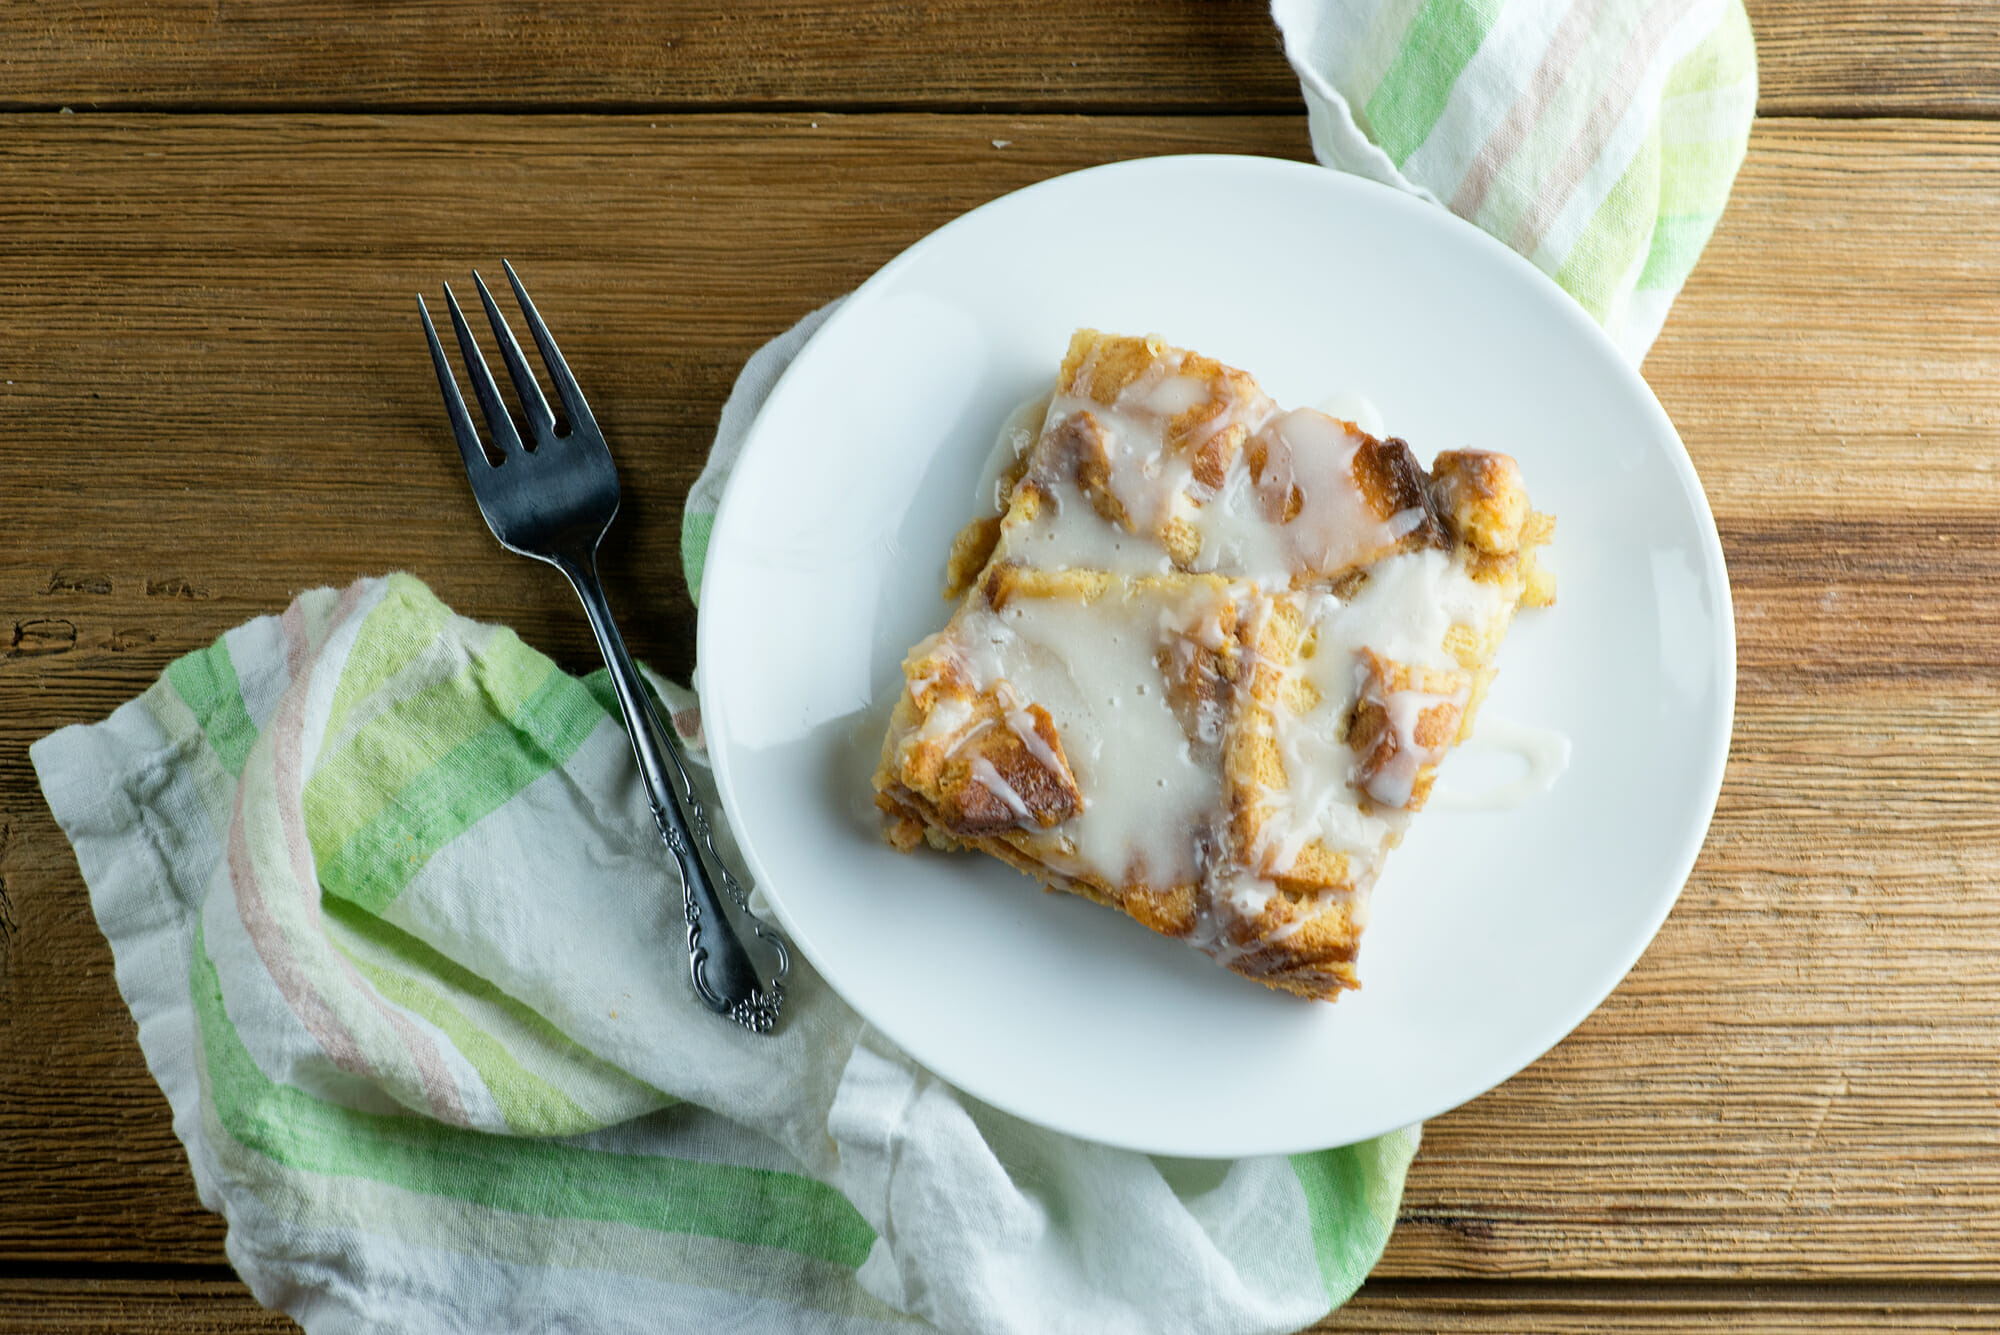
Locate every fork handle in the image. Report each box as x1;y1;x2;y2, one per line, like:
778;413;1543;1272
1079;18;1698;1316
556;553;787;1034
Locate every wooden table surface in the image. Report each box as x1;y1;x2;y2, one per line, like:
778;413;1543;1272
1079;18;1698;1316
4;3;1997;1331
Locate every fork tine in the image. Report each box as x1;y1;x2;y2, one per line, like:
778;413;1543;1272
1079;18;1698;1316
472;268;558;445
501;259;599;437
442;280;526;457
419;295;495;476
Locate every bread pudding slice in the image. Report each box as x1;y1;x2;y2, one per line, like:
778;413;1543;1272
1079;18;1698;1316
876;330;1553;1000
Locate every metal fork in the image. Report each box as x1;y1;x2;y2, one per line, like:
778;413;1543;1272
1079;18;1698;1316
419;261;787;1034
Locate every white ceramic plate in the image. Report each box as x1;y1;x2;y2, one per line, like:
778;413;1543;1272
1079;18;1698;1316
698;155;1733;1158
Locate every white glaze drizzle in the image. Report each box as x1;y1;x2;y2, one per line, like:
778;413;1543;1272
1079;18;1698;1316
1004;358;1412;589
969;756;1033;821
946;580;1238;887
995;681;1067;777
974;390;1053;517
1247;549;1510;878
1002;479;1175;575
1192;409;1413;582
1005;345;1275;570
1318;391;1387;439
1428;716;1573;811
1355;673;1473;811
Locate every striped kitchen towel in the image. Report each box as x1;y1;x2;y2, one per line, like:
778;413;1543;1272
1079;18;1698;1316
1271;0;1757;362
31;562;1413;1335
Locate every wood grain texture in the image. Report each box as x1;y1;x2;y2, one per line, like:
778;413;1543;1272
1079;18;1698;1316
9;1280;2000;1335
1649;120;2000;522
4;110;2000;1320
0;1280;295;1335
1324;1284;2000;1332
0;2;1301;113
0;2;1993;118
1750;2;2000;117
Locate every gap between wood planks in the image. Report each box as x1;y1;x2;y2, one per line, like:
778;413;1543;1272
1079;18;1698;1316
4;101;2000;121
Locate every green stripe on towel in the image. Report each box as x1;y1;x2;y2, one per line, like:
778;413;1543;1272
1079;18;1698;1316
313;666;608;915
191;919;877;1269
167;638;260;778
1362;0;1506;166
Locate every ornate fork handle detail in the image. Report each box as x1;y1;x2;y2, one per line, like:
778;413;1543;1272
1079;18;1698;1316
559;554;787;1033
653;711;790;1031
667;751;791;991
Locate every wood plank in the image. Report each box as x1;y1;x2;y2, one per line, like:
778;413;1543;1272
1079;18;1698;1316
1648;119;2000;517
0;802;231;1265
7;1278;2000;1335
0;2;1302;113
1748;1;2000;117
0;1280;293;1335
0;2;1993;118
1323;1283;2000;1332
5;114;2000;1279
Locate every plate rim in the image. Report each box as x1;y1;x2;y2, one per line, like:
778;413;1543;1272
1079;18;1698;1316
697;152;1737;1156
